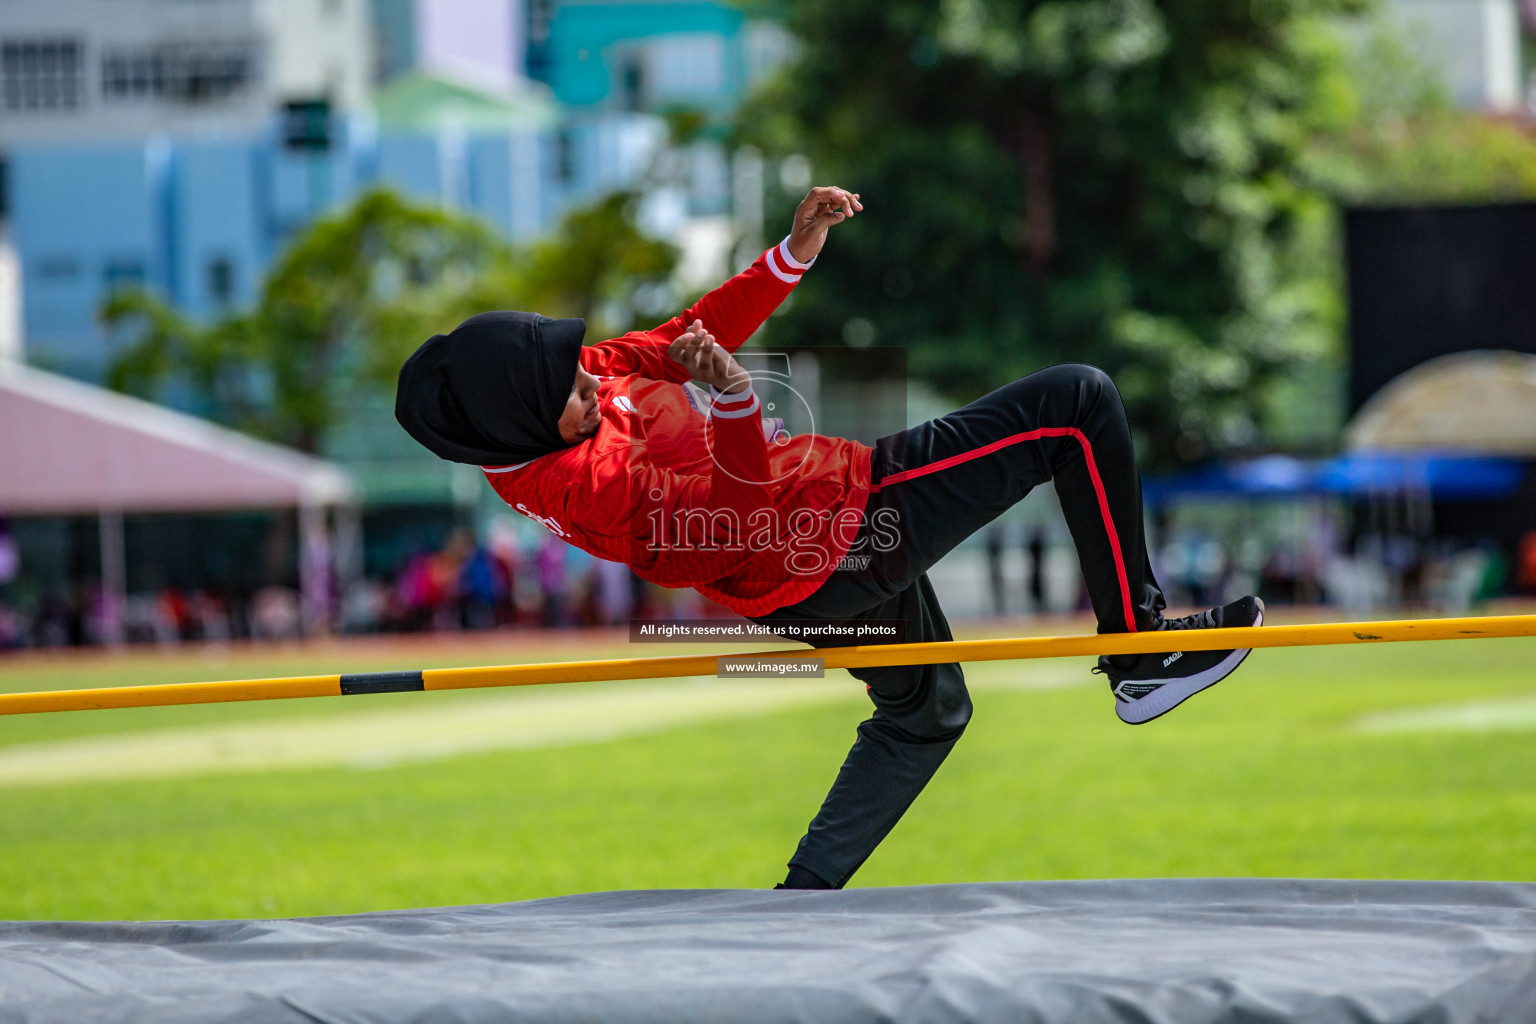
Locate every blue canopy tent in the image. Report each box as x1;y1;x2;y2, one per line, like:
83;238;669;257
1313;452;1525;500
1146;452;1525;504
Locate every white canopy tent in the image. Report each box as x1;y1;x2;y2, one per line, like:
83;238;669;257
0;362;356;639
1346;350;1536;455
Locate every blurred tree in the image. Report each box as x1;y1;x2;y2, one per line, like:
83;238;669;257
104;189;676;452
737;0;1365;464
102;292;267;430
1305;21;1536;204
106;191;504;451
512;191;679;332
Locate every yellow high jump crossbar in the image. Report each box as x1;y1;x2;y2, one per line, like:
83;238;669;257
1;614;1533;717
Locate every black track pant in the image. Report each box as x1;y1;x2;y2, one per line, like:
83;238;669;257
754;363;1168;888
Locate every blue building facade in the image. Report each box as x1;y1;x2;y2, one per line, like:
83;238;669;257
9;1;789;383
531;1;749;112
10;109;670;380
12;144;171;374
528;0;793;118
12;123;376;378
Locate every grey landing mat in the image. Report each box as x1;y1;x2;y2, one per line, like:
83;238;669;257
4;879;1536;1024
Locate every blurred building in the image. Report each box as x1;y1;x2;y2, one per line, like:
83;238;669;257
0;360;356;643
527;0;792;115
1386;0;1525;110
1321;202;1536;601
1;0;372;378
1345;203;1536;413
373;0;524;88
0;0;777;383
0;0;795;638
0;230;20;363
0;0;373;146
11;125;357;378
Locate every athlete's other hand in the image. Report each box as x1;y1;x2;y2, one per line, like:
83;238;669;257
787;186;861;264
668;320;749;394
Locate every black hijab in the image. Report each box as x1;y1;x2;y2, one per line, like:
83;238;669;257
395;311;587;466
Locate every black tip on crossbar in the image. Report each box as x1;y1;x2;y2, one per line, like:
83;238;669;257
340;671;426;695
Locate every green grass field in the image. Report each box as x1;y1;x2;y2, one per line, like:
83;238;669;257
2;621;1534;921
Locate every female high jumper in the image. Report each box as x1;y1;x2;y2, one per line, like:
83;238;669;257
395;186;1263;891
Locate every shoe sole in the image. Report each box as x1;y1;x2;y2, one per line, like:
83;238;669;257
1115;609;1263;725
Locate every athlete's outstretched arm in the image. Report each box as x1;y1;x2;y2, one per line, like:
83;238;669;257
672;185;860;350
582;187;861;380
783;185;862;266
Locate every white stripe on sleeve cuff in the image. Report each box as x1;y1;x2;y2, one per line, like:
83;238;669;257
711;384;754;406
710;385;761;419
777;237;815;270
764;246;798;284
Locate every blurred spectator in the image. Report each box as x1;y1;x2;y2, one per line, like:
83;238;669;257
160;590;191;641
190;591;232;642
0;602;20;649
125;594;176;644
513;563;548;623
1423;547;1492;613
0;521;18;587
1026;530;1045;613
1322;553;1392;613
251;587;302;639
1158;533;1229;607
594;559;635;625
342;579;390;633
985;525;1006;616
1260;550;1305;605
537;534;569;626
1518;530;1536;595
458;541;509;630
396;551;446;631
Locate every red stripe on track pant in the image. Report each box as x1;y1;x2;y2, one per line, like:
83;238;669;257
754;364;1168;891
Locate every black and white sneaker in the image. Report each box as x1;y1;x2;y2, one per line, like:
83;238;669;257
1095;596;1265;725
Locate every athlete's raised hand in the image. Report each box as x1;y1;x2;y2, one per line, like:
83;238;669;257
667;320;749;394
786;186;862;264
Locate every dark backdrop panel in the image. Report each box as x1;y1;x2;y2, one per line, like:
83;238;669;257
1345;202;1536;413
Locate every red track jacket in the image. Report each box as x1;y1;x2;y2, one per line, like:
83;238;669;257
483;239;874;617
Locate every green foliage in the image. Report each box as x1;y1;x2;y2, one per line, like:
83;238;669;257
102;189;677;452
103;291;264;428
1340;116;1536;203
103;191;502;451
737;0;1365;464
514;192;679;331
1305;21;1536;204
256;191;506;449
